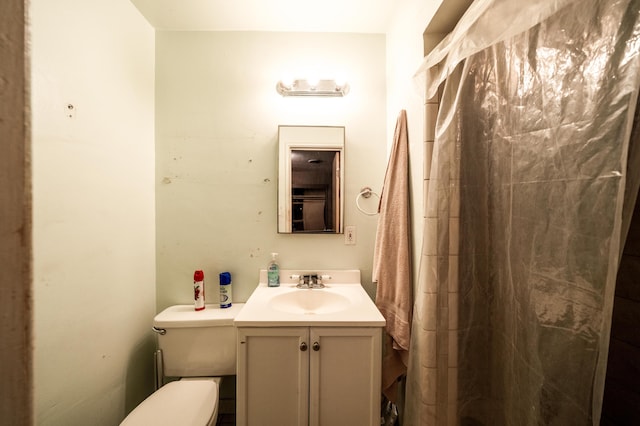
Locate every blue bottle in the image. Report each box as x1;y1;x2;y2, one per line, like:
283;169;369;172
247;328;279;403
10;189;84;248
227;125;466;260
219;272;232;308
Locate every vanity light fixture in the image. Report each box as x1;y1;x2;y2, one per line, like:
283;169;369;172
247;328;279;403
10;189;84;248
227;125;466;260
276;78;350;97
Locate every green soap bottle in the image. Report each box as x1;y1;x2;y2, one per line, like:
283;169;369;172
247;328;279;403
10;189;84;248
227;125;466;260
267;253;280;287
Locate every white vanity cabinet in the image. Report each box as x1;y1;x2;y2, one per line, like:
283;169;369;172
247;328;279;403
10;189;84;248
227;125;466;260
236;326;382;426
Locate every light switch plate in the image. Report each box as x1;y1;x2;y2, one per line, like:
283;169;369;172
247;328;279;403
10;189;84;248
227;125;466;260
345;226;356;245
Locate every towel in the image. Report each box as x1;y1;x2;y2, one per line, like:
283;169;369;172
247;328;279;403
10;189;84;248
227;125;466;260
372;110;413;402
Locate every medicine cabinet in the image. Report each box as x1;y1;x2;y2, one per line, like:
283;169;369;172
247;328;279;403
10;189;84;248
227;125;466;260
278;126;345;234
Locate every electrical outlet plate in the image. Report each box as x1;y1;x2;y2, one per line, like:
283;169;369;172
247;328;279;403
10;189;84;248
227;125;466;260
345;226;356;245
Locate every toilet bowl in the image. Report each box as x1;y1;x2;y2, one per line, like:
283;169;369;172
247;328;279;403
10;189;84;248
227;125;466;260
120;304;244;426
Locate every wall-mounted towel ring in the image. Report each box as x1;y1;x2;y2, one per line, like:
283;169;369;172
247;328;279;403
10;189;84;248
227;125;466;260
356;187;380;216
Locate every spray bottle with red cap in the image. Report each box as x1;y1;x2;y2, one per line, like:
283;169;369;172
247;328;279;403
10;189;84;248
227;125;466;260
193;270;205;311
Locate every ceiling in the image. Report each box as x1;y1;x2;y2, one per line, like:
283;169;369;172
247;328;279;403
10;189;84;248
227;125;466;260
130;0;399;33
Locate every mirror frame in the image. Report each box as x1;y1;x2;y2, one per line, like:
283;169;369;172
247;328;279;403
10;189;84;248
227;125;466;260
278;125;345;234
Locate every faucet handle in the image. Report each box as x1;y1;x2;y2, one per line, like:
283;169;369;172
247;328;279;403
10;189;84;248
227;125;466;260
311;274;325;289
294;274;309;288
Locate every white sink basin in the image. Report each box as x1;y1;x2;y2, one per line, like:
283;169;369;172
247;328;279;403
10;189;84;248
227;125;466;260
269;290;351;315
233;270;386;327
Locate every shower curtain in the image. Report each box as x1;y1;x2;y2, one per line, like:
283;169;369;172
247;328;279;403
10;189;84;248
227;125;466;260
406;0;640;424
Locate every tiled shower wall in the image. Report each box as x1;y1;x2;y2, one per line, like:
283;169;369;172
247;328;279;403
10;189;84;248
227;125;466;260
421;76;461;424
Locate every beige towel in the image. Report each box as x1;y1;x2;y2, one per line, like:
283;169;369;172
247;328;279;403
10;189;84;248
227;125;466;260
373;110;413;402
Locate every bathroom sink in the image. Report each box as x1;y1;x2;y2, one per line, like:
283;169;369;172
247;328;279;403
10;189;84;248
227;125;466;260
268;290;351;315
233;269;386;327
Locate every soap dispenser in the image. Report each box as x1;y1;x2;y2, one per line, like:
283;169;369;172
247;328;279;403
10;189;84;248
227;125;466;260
267;253;280;287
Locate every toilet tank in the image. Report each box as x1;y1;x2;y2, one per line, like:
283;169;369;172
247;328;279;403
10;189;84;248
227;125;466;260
153;304;244;377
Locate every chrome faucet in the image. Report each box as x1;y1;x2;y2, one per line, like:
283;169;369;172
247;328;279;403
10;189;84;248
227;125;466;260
296;273;325;289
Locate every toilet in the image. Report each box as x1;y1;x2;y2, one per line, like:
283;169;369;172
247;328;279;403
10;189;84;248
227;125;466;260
120;303;244;426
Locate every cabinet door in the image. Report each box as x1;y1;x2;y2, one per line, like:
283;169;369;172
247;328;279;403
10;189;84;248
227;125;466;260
237;327;309;426
309;327;382;426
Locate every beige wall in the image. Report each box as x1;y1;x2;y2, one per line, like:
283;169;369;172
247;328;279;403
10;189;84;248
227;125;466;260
31;0;156;424
155;31;387;308
18;1;439;424
386;1;441;291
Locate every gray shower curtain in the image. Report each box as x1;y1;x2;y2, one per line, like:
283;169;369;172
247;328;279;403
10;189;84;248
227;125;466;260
407;0;640;424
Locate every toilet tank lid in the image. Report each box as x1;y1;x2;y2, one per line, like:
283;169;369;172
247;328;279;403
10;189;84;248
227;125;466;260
120;379;217;426
154;303;245;328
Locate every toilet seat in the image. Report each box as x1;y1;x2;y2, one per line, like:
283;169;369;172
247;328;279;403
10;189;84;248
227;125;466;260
120;378;218;426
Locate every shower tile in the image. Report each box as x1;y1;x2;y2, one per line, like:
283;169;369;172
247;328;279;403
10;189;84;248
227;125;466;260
424;367;438;405
437;279;449;307
419;330;437;368
424;219;438;254
416;292;437;331
449;218;459;255
447;403;458;426
411;303;424;327
420;254;438;293
448;181;460;217
448;330;458;367
424;141;434;180
438;306;449;330
438;262;450;296
448;142;461;181
423;179;430;219
422;104;427;143
422;404;437;425
448;255;459;293
437;330;450;355
449;293;459;330
436;354;449;407
426;180;440;218
425;103;438;142
447;367;458;404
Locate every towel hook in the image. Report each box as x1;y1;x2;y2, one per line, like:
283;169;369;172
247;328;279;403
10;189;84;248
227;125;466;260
356;187;380;216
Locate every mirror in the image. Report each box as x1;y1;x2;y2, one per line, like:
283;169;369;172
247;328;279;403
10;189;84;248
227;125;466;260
278;126;345;234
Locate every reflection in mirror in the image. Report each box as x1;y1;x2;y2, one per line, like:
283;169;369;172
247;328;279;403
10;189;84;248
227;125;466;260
278;126;345;234
291;150;340;232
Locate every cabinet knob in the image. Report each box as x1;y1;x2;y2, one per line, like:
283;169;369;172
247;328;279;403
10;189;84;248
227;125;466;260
300;342;308;351
312;342;320;351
